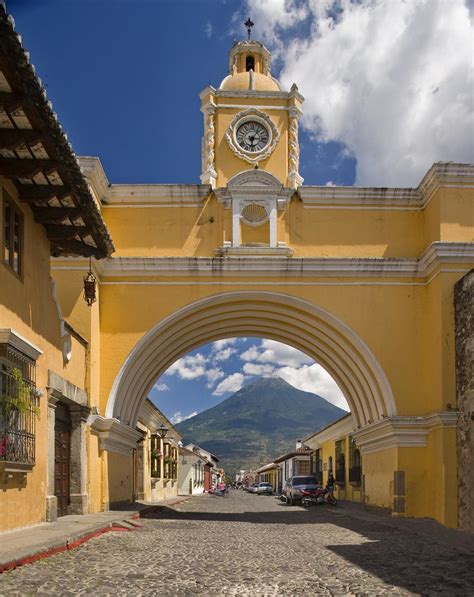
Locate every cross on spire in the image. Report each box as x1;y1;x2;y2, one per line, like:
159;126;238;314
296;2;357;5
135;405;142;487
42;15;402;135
244;17;254;40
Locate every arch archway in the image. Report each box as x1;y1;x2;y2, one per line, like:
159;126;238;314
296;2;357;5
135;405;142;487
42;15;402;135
106;292;396;429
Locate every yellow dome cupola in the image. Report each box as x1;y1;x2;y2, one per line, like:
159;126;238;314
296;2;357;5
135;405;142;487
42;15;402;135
219;39;281;92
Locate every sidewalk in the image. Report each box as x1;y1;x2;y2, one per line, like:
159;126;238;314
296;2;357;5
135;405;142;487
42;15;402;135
0;496;189;573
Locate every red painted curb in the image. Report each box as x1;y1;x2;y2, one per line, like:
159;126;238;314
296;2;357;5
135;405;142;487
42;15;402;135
0;525;132;574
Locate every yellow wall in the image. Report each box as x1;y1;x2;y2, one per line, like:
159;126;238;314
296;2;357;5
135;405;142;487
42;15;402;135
0;179;88;531
106;452;133;507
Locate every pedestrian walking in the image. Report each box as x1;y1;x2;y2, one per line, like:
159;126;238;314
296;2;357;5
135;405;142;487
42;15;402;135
327;472;335;496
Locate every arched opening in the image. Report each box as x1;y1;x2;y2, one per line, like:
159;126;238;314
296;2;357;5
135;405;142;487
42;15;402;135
107;292;396;431
246;55;255;71
146;335;349;484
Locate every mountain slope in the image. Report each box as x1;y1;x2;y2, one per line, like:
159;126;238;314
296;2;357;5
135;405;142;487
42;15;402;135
175;377;347;473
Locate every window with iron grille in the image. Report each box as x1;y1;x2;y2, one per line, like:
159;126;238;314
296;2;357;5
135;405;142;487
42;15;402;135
2;191;23;277
150;434;161;478
0;344;37;466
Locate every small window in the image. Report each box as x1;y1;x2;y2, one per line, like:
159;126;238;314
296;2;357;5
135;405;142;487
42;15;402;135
246;55;255;71
2;191;23;276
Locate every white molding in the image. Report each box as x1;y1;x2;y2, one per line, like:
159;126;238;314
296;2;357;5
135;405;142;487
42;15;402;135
216;104;289;111
0;329;42;361
88;416;143;455
77;156;109;205
106;291;396;430
215;246;294;257
299;162;474;210
199;85;305;103
103;184;210;206
352;411;459;454
51;242;473;279
304;414;354;448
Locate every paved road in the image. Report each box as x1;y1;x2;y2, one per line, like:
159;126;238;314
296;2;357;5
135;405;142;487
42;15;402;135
1;491;474;595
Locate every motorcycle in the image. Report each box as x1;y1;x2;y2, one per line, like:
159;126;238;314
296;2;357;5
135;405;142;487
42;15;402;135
301;486;337;507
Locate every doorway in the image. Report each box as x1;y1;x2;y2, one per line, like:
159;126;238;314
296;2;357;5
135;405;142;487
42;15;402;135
54;402;71;517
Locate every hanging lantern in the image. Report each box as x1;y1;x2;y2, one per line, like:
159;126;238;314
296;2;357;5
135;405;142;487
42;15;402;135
83;257;97;306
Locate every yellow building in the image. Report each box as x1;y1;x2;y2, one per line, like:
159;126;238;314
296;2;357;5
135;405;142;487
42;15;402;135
52;32;472;528
135;399;182;504
2;6;472;531
256;463;278;492
305;415;364;505
0;8;112;531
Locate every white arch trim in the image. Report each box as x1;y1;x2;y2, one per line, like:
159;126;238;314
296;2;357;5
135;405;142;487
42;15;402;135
106;292;396;430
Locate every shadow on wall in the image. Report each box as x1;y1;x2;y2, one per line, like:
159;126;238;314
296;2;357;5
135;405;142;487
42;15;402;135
140;502;474;594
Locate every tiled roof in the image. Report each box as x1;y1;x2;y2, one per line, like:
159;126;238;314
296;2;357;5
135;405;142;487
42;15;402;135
0;6;114;258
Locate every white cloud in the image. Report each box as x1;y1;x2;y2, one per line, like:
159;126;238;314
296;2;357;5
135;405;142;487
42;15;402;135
211;338;238;351
204;21;213;38
170;410;198;425
242;0;309;43
240;339;313;368
212;372;246;396
276;364;349;410
247;0;473;186
214;347;237;361
205;367;225;388
165;353;207;380
242;362;275;377
153;382;170;392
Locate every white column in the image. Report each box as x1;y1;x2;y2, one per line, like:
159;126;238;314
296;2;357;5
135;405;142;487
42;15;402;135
232;199;241;247
269;202;277;247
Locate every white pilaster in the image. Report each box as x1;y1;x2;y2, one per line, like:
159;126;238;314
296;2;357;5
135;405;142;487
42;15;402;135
232;198;241;247
269;202;277;247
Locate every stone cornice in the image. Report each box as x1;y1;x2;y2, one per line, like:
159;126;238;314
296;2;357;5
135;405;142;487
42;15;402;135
352;411;459;454
88;416;143;455
299;162;474;209
304;414;354;447
52;242;473;280
0;329;42;361
201;85;301;101
103;184;211;206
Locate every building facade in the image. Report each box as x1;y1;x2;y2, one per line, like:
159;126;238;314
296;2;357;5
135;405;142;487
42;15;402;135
136;399;182;504
0;7;113;531
178;446;207;496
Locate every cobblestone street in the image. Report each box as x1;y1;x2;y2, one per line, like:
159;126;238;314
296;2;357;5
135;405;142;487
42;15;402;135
1;491;473;596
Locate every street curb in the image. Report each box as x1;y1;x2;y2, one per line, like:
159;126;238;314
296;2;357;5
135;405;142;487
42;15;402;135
0;523;130;574
0;499;190;574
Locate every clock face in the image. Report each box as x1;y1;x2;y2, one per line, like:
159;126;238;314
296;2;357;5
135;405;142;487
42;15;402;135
236;121;270;153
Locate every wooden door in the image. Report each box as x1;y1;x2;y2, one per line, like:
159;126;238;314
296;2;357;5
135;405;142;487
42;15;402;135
54;404;71;517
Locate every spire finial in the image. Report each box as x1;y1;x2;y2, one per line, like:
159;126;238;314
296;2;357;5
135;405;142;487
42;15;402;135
244;17;254;40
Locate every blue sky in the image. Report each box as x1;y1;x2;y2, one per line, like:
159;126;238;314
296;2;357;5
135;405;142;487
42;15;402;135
8;0;471;420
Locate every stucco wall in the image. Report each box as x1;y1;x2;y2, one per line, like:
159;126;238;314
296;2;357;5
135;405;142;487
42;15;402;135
1;180;88;531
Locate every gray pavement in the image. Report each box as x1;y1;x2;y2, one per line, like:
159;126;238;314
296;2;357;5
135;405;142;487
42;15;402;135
1;491;473;595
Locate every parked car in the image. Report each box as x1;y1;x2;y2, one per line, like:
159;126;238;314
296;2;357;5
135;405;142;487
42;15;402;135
248;483;260;494
256;482;273;495
285;475;319;505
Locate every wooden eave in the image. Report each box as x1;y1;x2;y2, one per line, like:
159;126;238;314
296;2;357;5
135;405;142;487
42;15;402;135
0;7;114;258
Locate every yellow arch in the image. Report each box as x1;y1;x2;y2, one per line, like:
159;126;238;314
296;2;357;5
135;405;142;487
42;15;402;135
106;291;396;429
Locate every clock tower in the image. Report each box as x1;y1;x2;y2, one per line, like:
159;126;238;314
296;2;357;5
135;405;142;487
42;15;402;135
200;26;304;190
